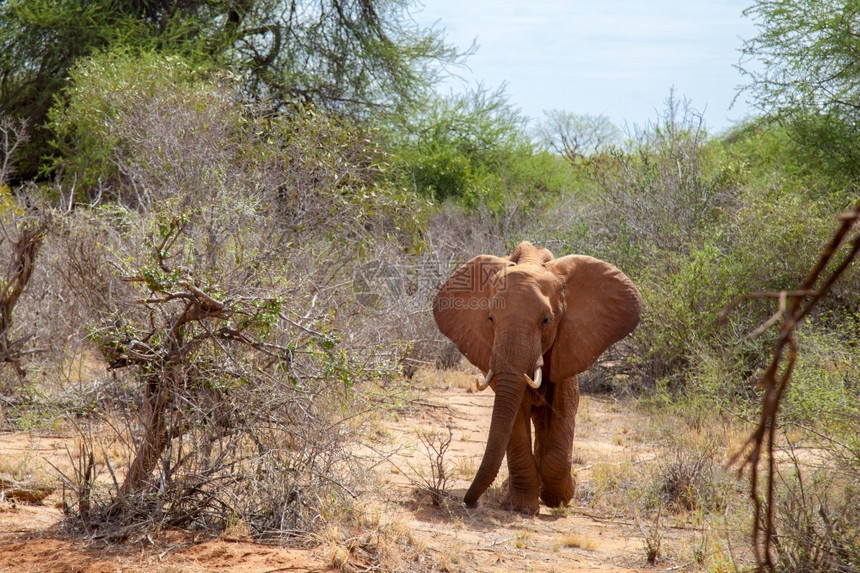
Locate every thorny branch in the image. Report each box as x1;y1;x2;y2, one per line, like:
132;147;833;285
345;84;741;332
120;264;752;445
722;199;860;572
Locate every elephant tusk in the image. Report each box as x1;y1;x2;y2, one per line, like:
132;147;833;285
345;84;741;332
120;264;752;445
476;370;494;391
524;367;542;389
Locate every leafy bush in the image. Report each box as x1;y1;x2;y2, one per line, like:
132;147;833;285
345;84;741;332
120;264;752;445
48;49;215;198
779;323;860;429
390;87;579;213
740;0;860;185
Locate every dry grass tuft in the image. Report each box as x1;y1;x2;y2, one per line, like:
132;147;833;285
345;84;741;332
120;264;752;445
320;512;430;573
560;532;598;551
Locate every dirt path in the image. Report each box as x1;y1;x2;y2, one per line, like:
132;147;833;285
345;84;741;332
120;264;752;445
0;372;703;572
374;371;674;572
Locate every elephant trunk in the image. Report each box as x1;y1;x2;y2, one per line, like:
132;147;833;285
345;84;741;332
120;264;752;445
464;371;526;507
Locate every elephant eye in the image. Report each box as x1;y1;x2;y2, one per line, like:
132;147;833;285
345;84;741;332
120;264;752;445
488;313;494;322
541;315;552;328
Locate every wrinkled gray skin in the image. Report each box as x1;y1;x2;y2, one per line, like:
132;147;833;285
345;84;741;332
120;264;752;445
433;242;641;513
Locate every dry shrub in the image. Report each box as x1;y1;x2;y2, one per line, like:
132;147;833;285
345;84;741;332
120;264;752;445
771;447;860;573
56;205;389;540
321;518;429;573
0;116;55;399
348;204;516;379
652;434;731;513
0;115;29;185
0;204;50;390
412;425;454;508
590;91;728;264
41;54;427;545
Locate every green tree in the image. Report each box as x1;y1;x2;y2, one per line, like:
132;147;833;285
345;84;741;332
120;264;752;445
739;0;860;184
0;0;459;181
217;0;459;115
391;86;528;206
0;1;123;180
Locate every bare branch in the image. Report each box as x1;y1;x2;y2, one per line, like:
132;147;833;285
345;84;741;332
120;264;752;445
0;116;29;185
724;199;860;571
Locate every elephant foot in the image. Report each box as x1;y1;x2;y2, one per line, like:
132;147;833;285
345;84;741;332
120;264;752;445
540;488;573;508
501;491;540;515
540;475;575;508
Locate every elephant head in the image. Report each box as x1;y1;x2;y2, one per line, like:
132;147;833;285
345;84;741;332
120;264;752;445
433;241;641;511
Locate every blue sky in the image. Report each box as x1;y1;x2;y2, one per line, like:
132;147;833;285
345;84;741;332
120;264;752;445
413;0;759;133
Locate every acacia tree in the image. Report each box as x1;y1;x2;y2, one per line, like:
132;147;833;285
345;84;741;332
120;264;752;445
739;0;860;182
0;0;460;181
537;110;620;166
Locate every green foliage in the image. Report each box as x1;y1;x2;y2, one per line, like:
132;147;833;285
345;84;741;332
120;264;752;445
0;0;121;178
527;91;859;416
392;87;521;204
722;118;856;203
48;49;218;195
0;0;209;180
780;322;860;429
48;48;426;245
681;342;759;417
724;190;836;294
216;0;461;115
0;0;462;182
740;0;860;183
633;245;733;389
391;87;581;212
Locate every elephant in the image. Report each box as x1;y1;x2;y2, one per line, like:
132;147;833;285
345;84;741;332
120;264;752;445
433;241;641;513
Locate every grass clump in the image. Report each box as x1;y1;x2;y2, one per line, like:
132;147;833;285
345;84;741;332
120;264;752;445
651;433;734;514
560;533;597;551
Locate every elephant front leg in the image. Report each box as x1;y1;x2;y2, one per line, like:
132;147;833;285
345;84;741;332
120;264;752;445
533;378;579;507
501;397;540;514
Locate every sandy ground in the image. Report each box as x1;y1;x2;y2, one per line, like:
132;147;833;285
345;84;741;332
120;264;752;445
0;372;712;572
373;372;681;572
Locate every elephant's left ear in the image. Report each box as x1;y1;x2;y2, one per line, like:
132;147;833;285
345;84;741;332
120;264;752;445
547;255;642;378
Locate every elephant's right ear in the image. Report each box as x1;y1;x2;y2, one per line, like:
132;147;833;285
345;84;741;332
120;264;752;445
433;255;510;373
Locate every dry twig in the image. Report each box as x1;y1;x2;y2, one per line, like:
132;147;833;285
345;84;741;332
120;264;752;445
722;200;860;571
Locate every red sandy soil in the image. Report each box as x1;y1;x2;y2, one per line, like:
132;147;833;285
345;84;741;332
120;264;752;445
0;371;711;572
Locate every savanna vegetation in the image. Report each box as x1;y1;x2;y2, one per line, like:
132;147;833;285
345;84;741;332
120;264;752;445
0;0;857;571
